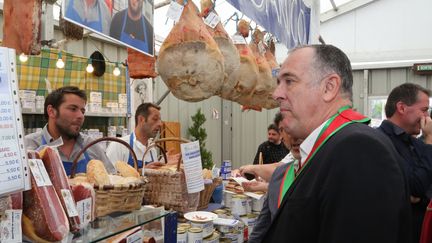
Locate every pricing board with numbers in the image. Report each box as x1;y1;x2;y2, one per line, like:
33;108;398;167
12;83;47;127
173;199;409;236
0;47;28;196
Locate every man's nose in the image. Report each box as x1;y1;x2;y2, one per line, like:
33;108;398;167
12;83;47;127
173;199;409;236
272;84;283;102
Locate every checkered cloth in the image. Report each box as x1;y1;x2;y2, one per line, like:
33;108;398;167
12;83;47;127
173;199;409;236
16;48;126;105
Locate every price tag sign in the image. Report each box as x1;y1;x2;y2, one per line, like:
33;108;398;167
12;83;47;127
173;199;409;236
77;198;92;227
204;11;221;29
126;228;143;243
232;34;247;45
61;189;79;217
0;210;22;243
28;159;52;187
0;47;27;196
166;1;184;22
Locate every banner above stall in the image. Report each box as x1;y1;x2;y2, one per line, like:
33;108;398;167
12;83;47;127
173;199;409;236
225;0;318;49
63;0;155;56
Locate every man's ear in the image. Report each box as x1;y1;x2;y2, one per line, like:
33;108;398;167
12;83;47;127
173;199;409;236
137;115;145;124
396;101;406;114
46;105;57;118
321;74;341;102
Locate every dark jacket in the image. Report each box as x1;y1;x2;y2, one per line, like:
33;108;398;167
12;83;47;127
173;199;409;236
378;120;432;242
263;123;412;243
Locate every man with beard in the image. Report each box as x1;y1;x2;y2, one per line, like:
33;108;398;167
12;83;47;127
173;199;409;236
109;0;154;55
25;86;115;175
106;103;162;169
264;45;411;243
252;123;289;165
378;83;432;243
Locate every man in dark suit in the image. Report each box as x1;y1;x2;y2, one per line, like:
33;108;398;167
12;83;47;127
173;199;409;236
378;83;432;243
264;44;411;243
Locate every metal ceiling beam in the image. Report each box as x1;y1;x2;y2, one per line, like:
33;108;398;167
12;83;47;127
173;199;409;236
321;0;378;22
329;0;338;11
155;0;171;9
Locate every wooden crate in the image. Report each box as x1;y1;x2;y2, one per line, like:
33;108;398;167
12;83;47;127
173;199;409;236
160;122;181;154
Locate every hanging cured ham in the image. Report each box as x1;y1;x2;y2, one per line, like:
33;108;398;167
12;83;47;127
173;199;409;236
220;19;258;103
157;1;225;102
2;0;42;55
246;29;278;109
127;48;158;79
200;0;240;78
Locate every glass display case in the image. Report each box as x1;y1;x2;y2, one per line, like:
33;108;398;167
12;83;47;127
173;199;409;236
71;207;174;242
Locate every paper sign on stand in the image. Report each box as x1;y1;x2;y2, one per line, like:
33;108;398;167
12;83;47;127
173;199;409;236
180;141;204;193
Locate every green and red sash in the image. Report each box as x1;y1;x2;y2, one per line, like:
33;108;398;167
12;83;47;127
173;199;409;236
277;106;370;208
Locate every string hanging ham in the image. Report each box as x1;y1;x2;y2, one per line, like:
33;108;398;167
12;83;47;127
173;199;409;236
157;0;225;102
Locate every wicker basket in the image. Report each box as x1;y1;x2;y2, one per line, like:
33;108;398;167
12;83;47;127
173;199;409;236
198;177;222;210
71;137;146;217
142;138;201;214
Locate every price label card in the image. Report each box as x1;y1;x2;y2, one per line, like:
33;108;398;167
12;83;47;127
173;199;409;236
232;34;247;44
77;198;92;227
61;189;78;217
28;159;52;187
166;1;184;22
0;210;22;243
126;228;143;243
204;11;221;28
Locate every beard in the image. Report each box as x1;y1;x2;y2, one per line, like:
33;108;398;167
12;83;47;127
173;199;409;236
129;0;143;17
55;118;81;140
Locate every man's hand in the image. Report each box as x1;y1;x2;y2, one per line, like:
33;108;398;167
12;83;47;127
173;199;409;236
421;116;432;144
238;165;258;179
242;181;268;192
166;149;181;165
145;161;165;169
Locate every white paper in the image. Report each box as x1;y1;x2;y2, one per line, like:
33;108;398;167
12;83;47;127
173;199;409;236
244;192;264;200
28;159;52;187
213;217;239;227
204;11;221;28
77;198;92;228
166;1;184;22
0;210;22;243
61;189;79;217
181;141;205;193
232;34;247;44
0;47;26;196
126;229;144;243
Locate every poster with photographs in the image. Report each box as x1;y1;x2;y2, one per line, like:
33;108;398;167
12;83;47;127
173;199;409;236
63;0;154;56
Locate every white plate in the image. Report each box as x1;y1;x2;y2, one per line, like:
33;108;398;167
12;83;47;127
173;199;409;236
184;211;218;222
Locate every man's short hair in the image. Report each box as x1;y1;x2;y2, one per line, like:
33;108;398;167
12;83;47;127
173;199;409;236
292;44;353;100
274;112;283;128
135;102;161;124
385;83;431;118
268;124;279;133
44;86;87;120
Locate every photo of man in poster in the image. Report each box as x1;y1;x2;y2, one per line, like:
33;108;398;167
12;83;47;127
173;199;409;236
64;0;112;35
109;0;154;56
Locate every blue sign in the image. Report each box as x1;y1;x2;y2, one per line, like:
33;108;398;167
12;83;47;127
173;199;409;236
225;0;312;49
